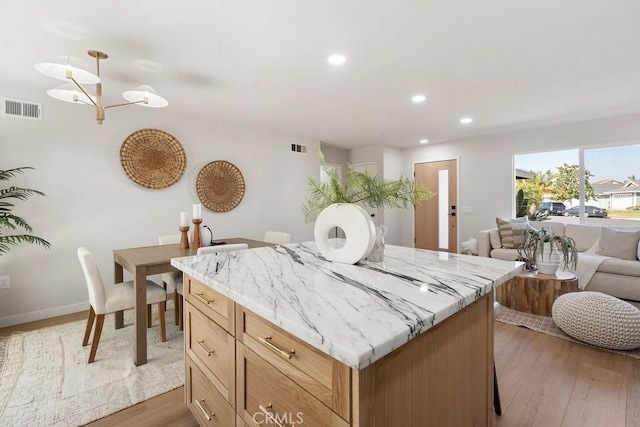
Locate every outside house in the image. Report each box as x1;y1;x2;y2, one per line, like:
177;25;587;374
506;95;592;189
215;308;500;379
592;179;640;210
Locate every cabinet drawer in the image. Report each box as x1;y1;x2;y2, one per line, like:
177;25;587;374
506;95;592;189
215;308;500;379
236;306;350;421
185;274;234;333
185;301;235;405
186;356;235;427
237;343;349;427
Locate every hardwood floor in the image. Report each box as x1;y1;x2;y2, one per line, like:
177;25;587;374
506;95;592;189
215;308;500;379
493;321;640;427
2;313;638;426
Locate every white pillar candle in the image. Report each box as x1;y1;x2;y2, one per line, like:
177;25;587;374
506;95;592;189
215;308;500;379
180;211;188;227
193;204;202;219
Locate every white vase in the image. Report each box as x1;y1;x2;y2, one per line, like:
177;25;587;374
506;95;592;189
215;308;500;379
314;203;376;264
536;243;561;275
368;225;387;262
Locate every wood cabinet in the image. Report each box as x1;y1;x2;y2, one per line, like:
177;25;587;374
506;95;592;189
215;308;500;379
183;274;495;426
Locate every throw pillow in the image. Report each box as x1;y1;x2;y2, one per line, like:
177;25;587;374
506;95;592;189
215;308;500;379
489;230;502;249
596;227;640;261
496;217;529;249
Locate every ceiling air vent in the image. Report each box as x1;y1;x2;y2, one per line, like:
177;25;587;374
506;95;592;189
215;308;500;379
1;97;42;121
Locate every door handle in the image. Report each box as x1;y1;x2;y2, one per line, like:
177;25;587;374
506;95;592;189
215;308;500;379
447;213;456;217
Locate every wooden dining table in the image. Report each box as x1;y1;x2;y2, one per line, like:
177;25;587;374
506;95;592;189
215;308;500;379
113;237;273;366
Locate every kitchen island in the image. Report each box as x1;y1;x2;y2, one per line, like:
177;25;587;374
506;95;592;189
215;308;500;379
172;241;522;426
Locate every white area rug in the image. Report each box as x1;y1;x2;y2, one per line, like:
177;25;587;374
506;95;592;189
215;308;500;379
0;301;184;426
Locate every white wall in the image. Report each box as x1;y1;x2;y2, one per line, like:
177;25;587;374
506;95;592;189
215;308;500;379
400;112;640;248
348;145;384;225
382;146;404;245
0;88;319;326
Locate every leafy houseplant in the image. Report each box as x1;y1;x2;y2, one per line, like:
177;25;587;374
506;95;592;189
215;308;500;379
518;228;577;273
302;164;433;223
0;167;51;255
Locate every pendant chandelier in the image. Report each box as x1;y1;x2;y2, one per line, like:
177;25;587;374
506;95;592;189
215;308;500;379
35;50;168;125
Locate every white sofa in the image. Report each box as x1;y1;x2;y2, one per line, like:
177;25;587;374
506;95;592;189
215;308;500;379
478;221;640;301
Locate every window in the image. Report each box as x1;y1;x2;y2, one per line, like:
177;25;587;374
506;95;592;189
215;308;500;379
515;143;640;224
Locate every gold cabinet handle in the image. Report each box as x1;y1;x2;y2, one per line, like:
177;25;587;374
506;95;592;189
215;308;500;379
258;335;295;360
194;292;214;305
259;403;286;427
196;339;215;356
195;398;215;421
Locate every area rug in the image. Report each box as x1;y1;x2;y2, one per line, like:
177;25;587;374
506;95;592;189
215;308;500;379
495;305;640;359
0;301;184;426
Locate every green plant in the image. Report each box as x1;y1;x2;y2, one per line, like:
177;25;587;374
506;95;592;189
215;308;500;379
0;167;51;255
518;228;577;271
527;210;549;221
515;189;528;218
302;164;434;223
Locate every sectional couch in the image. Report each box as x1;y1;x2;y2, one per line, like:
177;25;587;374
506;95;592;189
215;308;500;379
478;221;640;301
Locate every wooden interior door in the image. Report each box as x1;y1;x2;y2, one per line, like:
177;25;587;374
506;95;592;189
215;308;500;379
414;160;457;252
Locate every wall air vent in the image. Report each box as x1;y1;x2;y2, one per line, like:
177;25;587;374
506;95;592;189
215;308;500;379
290;143;307;154
1;97;42;121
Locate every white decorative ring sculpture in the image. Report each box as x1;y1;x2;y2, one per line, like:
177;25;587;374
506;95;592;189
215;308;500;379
314;203;376;264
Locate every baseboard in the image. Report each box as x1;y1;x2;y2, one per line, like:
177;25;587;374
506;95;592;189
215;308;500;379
0;301;89;328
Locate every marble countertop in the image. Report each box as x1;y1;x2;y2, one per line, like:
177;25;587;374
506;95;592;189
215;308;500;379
171;241;523;370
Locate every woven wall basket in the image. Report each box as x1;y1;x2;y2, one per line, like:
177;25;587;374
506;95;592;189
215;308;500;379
196;160;246;212
120;128;187;189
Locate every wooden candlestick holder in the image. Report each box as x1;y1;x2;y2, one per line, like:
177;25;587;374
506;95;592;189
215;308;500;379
192;218;202;248
179;226;190;249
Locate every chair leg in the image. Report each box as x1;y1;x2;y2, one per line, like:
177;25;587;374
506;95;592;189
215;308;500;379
147;304;152;328
174;292;180;325
494;359;502;415
162;281;168;311
88;314;105;363
83;306;96;347
178;294;184;331
158;301;166;342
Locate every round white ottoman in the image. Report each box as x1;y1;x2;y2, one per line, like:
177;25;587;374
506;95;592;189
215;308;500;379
552;291;640;350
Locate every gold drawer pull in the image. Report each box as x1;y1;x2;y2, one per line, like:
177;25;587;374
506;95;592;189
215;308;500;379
259;403;286;427
196;339;215;356
195;398;215;421
258;335;295;360
194;292;214;305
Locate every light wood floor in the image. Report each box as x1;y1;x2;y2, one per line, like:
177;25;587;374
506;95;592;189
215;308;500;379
494;321;640;427
2;312;638;426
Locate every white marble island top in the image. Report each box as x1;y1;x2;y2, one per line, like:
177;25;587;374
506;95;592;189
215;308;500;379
171;241;523;370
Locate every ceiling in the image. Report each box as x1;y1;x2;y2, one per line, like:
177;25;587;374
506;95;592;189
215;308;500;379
4;0;640;149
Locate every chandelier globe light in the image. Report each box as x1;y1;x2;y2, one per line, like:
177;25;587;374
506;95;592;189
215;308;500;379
35;50;168;124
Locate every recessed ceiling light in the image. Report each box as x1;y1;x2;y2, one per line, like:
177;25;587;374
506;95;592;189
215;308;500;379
419;139;429;144
460;117;473;124
328;54;346;65
411;94;426;103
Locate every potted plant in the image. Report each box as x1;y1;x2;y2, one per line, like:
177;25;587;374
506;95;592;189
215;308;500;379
518;228;577;274
302;162;433;263
0;167;51;255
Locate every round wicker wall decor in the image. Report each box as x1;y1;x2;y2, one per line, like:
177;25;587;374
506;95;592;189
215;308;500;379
196;160;246;212
120;128;186;189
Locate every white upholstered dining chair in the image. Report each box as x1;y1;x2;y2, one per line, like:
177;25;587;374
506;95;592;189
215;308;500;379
168;243;250;329
158;235;184;328
263;231;291;245
77;247;167;363
196;243;249;255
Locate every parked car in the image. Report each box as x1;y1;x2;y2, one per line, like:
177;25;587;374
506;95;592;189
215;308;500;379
562;205;608;218
536;201;566;216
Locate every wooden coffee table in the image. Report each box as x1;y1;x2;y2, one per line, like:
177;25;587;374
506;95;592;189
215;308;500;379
495;271;578;317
